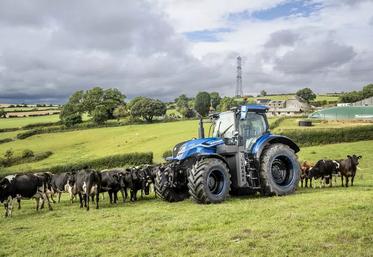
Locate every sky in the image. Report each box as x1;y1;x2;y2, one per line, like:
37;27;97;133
0;0;372;103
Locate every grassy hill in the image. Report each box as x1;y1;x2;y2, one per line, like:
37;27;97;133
0;140;371;257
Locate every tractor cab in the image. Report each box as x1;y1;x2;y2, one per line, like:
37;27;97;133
212;105;269;151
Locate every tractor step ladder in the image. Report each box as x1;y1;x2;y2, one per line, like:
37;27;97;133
247;158;262;190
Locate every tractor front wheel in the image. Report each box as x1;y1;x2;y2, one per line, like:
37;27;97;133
154;166;189;202
188;158;231;204
260;144;300;196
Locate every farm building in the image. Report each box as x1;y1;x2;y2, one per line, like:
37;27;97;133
308;106;373;120
267;97;311;116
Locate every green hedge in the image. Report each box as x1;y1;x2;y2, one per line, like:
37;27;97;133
269;117;286;130
22;121;61;130
32;152;153;174
0;151;53;167
281;125;373;147
0;138;13;145
0;128;19;133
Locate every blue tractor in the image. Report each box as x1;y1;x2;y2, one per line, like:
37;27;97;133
155;105;300;203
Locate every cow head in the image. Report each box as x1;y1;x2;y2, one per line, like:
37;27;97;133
348;155;362;167
0;178;11;203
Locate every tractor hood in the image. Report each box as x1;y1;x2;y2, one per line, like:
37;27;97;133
167;137;224;161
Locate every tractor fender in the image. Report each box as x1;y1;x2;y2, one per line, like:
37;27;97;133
253;135;300;160
194;153;230;170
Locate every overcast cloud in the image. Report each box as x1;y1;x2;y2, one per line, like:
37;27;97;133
0;0;372;103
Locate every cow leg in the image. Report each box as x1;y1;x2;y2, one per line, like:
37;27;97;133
95;190;99;210
341;176;344;187
114;191;118;204
345;177;349;188
17;197;21;210
86;193;89;211
35;197;40;211
42;192;53;211
58;192;62;203
300;178;304;188
4;196;13;217
109;191;113;204
351;176;355;186
120;188;126;203
78;193;83;208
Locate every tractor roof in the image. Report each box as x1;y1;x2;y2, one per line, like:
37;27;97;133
241;105;269;113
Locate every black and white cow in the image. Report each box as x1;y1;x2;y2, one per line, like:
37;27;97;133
50;172;75;203
308;159;340;188
0;174;53;217
74;169;102;211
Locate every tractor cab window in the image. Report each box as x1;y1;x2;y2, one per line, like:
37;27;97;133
213;112;236;138
239;112;267;150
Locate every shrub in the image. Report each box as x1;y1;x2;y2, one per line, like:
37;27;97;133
33;152;153;174
269;117;286;130
0;138;13;145
0;128;19;133
22;122;60;130
162;150;172;159
280;125;373;147
22;149;34;158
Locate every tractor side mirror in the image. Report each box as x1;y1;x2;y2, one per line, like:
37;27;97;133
233;131;239;137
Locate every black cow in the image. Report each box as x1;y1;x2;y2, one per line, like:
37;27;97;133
128;167;152;201
338;155;362;187
100;169;126;204
0;174;53;217
308;159;340;188
50;172;75;203
74;169;102;211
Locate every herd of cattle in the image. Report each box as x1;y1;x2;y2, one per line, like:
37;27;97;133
0;165;159;217
300;154;362;188
0;154;363;217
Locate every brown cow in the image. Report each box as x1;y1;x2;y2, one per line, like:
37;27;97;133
300;161;313;188
338;155;362;187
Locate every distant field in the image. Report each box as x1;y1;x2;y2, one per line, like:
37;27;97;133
4;106;60;112
0;140;372;257
273;118;373;132
245;94;340;102
0;120;199;172
0;115;60;129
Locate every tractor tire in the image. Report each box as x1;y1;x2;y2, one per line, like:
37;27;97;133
155;167;189;202
260;143;300;196
188;158;231;204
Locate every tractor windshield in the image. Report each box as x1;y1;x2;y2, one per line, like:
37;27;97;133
239;112;267;150
213;112;236;138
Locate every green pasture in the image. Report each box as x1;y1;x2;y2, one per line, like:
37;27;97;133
0;140;372;257
0;115;60;129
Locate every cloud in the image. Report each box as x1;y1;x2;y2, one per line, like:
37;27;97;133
0;0;372;103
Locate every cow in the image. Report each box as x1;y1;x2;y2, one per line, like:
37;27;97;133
308;159;340;188
50;172;75;203
100;169;126;204
0;174;53;217
338;155;362;187
300;161;313;188
74;169;102;211
16;172;54;210
128;166;152;201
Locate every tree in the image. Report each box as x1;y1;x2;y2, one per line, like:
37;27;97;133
92;104;109;124
217;97;239;112
83;87;104;115
210;92;221;110
296;88;316;103
130;97;167;122
113;105;128;120
0;108;6;118
260;90;267;97
362;84;373;98
194;91;211;117
175;94;194;118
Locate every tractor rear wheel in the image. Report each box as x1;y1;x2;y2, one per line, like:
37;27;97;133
188;158;231;204
260;143;300;196
154;166;189;202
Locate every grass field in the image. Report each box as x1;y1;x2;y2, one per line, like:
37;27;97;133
0;140;372;257
0;120;199;173
273;118;373;132
0;115;60;129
